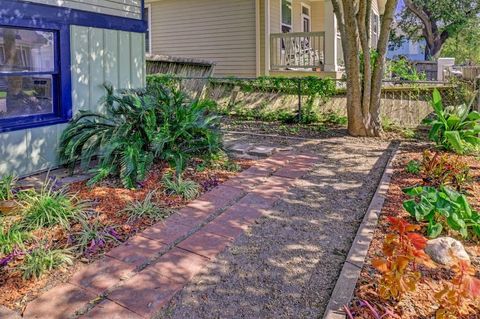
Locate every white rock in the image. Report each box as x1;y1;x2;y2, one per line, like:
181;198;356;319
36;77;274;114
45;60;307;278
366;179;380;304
425;237;470;266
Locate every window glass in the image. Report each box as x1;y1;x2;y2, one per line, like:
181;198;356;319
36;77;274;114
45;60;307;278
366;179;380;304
0;28;54;73
0;27;56;121
0;75;53;119
282;0;292;32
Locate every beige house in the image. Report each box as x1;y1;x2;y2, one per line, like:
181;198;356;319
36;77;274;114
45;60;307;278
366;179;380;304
145;0;387;78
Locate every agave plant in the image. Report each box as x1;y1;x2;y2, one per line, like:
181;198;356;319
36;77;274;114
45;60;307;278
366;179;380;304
59;84;157;188
425;89;480;154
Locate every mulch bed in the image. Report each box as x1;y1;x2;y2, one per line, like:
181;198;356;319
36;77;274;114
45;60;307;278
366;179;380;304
0;158;253;312
351;145;480;318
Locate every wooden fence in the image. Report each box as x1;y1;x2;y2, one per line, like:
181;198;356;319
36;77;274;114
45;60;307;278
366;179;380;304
146;55;216;77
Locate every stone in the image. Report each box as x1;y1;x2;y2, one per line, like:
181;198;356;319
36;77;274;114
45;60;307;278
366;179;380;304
425;237;470;266
229;143;253;154
248;146;276;157
177;230;231;259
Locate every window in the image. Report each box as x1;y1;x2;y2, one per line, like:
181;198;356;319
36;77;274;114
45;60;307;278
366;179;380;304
0;27;57;121
301;4;311;32
144;5;151;54
281;0;292;33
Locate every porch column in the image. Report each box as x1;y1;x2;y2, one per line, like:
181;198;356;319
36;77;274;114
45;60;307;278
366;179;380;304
323;0;338;72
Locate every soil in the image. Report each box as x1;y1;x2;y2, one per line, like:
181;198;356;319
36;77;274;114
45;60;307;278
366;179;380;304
155;133;395;319
0;158;253;312
351;144;480;318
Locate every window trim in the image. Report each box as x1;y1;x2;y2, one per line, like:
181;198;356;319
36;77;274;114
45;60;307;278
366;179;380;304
281;0;293;33
0;24;72;133
144;3;152;54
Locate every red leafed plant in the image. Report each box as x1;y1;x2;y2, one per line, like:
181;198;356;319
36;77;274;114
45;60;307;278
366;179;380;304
372;217;430;300
435;259;480;318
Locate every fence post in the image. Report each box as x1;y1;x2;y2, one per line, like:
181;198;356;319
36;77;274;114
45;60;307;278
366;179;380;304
298;78;302;123
476;78;480;112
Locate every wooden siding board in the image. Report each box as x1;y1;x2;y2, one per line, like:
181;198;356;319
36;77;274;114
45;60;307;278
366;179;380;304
150;0;257;77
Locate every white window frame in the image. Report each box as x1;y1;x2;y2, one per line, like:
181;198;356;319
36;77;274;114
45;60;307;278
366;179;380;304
281;0;292;33
144;3;152;54
301;3;311;32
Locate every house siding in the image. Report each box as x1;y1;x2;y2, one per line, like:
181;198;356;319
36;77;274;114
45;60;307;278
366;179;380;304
25;0;142;19
148;0;257;77
0;26;145;177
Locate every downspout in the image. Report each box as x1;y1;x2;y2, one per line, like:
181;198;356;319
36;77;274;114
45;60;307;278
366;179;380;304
265;0;271;76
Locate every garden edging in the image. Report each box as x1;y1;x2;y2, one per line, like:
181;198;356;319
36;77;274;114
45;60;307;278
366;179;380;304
322;142;400;319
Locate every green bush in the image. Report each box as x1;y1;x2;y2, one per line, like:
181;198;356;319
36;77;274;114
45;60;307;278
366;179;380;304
148;84;222;175
425;89;480;154
405;160;421;174
403;185;480;239
60;84;157;188
72;221;120;255
60;83;222;188
20;247;73;280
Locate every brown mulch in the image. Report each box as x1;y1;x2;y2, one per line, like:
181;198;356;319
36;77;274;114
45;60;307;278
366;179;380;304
0;159;253;312
351;145;480;318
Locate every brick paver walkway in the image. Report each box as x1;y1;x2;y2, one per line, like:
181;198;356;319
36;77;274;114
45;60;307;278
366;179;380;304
22;151;319;319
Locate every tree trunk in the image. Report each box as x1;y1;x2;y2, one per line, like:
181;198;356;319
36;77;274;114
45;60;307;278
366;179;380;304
332;0;398;137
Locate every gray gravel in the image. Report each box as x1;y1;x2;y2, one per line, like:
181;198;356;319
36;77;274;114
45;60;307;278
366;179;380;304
157;133;395;319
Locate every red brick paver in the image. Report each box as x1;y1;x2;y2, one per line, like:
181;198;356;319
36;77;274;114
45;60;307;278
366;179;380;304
140;219;192;244
148;248;209;283
177;230;232;259
70;256;135;294
79;300;142;319
106;235;165;267
107;270;183;318
23;283;94;319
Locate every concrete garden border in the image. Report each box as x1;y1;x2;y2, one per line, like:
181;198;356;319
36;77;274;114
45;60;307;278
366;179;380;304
322;143;400;319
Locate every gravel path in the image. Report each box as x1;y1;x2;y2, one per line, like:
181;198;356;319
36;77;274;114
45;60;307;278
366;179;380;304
156;133;396;319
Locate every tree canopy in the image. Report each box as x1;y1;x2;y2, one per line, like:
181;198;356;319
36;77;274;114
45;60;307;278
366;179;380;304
398;0;480;60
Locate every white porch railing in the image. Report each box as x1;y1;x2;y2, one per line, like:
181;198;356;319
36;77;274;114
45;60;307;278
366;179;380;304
270;32;325;71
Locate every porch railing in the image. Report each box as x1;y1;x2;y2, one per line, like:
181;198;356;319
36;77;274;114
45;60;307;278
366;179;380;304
270;32;325;71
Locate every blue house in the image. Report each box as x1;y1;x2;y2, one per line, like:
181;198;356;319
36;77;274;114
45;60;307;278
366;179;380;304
0;0;146;177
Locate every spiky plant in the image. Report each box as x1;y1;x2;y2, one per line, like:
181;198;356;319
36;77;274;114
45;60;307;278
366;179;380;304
0;174;17;201
121;190;171;223
18;180;86;230
148;84;222;175
72;221;120;255
20;247;73;280
59;84;157;188
0;224;31;255
162;173;200;200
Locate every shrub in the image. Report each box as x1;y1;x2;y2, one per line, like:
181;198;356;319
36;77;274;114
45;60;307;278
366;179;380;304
421;150;471;191
60;83;222;188
20;247;73;280
162;173;200;200
72;221;120;255
405;160;421;174
403;186;480;238
372;217;429;300
0;225;31;255
425;89;480;154
0;174;17;201
60;84;157;188
148;84;222;175
18;181;85;230
121;191;171;223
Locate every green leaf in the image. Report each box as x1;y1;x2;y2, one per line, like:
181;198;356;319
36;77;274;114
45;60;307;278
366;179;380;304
445;131;465;153
427;221;443;238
